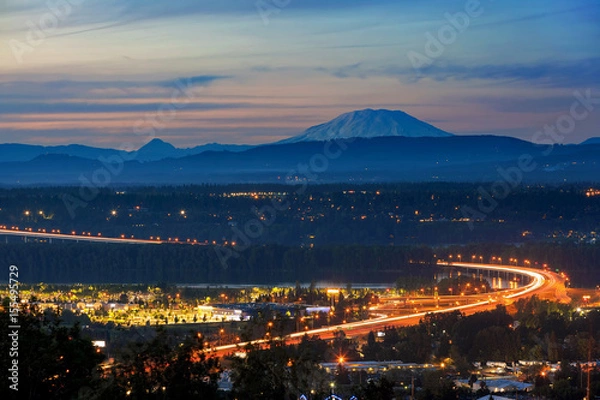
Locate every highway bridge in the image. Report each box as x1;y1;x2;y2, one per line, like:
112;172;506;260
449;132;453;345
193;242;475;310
206;261;569;357
0;228;163;245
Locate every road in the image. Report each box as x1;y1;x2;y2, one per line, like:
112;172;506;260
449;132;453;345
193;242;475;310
440;261;570;304
0;228;163;245
206;261;569;358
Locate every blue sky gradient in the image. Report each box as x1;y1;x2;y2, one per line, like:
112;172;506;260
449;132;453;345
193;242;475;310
1;0;598;147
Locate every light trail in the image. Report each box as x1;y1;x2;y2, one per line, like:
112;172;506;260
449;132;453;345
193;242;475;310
207;261;565;357
437;262;547;299
0;228;163;245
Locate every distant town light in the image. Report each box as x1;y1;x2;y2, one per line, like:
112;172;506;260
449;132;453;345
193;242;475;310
586;188;600;197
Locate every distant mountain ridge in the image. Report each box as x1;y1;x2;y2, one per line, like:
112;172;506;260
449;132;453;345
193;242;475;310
0;143;126;163
581;137;600;145
134;138;179;161
1;135;598;185
0;139;254;163
0;108;598;185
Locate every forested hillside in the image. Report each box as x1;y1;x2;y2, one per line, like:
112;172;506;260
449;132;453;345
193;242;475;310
1;242;597;285
0;183;598;246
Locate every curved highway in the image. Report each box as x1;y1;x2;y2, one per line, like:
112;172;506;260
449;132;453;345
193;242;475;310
207;261;569;357
440;261;570;303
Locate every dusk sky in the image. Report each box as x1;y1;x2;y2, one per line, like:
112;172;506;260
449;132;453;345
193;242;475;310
1;0;599;148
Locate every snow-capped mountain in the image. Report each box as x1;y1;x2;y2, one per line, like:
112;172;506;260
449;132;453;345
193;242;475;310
279;108;453;143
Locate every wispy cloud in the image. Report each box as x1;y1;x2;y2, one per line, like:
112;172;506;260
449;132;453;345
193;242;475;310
319;58;600;88
315;63;367;79
410;59;600;87
0;102;247;115
473;3;598;29
462;96;582;114
0;75;229;101
4;0;381;26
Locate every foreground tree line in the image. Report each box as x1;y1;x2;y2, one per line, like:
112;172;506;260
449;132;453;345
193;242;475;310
0;309;220;400
363;297;599;365
2;297;599;399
